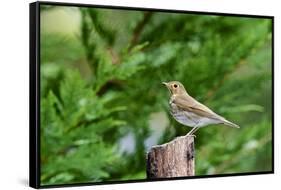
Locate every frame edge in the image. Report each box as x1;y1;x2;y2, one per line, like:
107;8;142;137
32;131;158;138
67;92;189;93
29;1;40;189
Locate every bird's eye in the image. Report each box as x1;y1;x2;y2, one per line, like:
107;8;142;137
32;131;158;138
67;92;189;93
174;84;178;88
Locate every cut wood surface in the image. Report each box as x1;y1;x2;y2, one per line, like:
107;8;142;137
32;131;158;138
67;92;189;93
146;135;195;178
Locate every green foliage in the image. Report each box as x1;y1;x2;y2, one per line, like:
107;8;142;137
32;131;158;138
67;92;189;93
40;71;129;184
40;5;272;185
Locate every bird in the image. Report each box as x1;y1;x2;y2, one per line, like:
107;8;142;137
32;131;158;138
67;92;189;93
162;81;239;136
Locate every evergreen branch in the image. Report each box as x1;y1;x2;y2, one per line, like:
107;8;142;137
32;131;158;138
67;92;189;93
107;47;120;65
65;118;102;133
205;59;247;101
205;34;270;102
96;79;124;96
213;133;271;174
128;12;153;51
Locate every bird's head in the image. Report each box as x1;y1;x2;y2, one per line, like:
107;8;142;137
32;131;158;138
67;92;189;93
162;81;187;95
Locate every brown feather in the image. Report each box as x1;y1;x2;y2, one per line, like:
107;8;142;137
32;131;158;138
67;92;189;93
172;94;223;120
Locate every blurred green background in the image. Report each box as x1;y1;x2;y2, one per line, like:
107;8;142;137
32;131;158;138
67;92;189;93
40;5;272;186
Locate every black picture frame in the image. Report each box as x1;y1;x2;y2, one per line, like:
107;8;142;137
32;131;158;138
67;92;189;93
30;1;274;188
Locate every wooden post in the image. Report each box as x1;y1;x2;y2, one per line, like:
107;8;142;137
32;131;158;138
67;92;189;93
146;135;195;178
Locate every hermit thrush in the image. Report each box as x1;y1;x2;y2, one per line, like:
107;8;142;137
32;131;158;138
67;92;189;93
162;81;239;136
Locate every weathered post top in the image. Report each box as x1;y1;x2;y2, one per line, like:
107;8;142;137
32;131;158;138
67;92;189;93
146;135;195;179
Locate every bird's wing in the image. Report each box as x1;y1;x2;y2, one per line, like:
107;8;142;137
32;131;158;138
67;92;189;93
173;94;223;120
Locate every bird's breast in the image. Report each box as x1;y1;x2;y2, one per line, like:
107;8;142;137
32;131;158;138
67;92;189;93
169;102;220;128
169;102;198;127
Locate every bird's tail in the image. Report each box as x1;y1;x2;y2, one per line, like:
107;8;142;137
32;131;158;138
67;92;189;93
222;119;240;128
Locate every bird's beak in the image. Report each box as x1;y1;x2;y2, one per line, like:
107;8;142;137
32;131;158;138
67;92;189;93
162;82;168;86
162;82;172;94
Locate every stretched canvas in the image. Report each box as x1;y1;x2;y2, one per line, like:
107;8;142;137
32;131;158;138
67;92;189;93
30;1;274;188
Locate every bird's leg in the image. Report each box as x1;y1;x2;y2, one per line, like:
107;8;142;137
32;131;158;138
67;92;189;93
186;126;199;137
